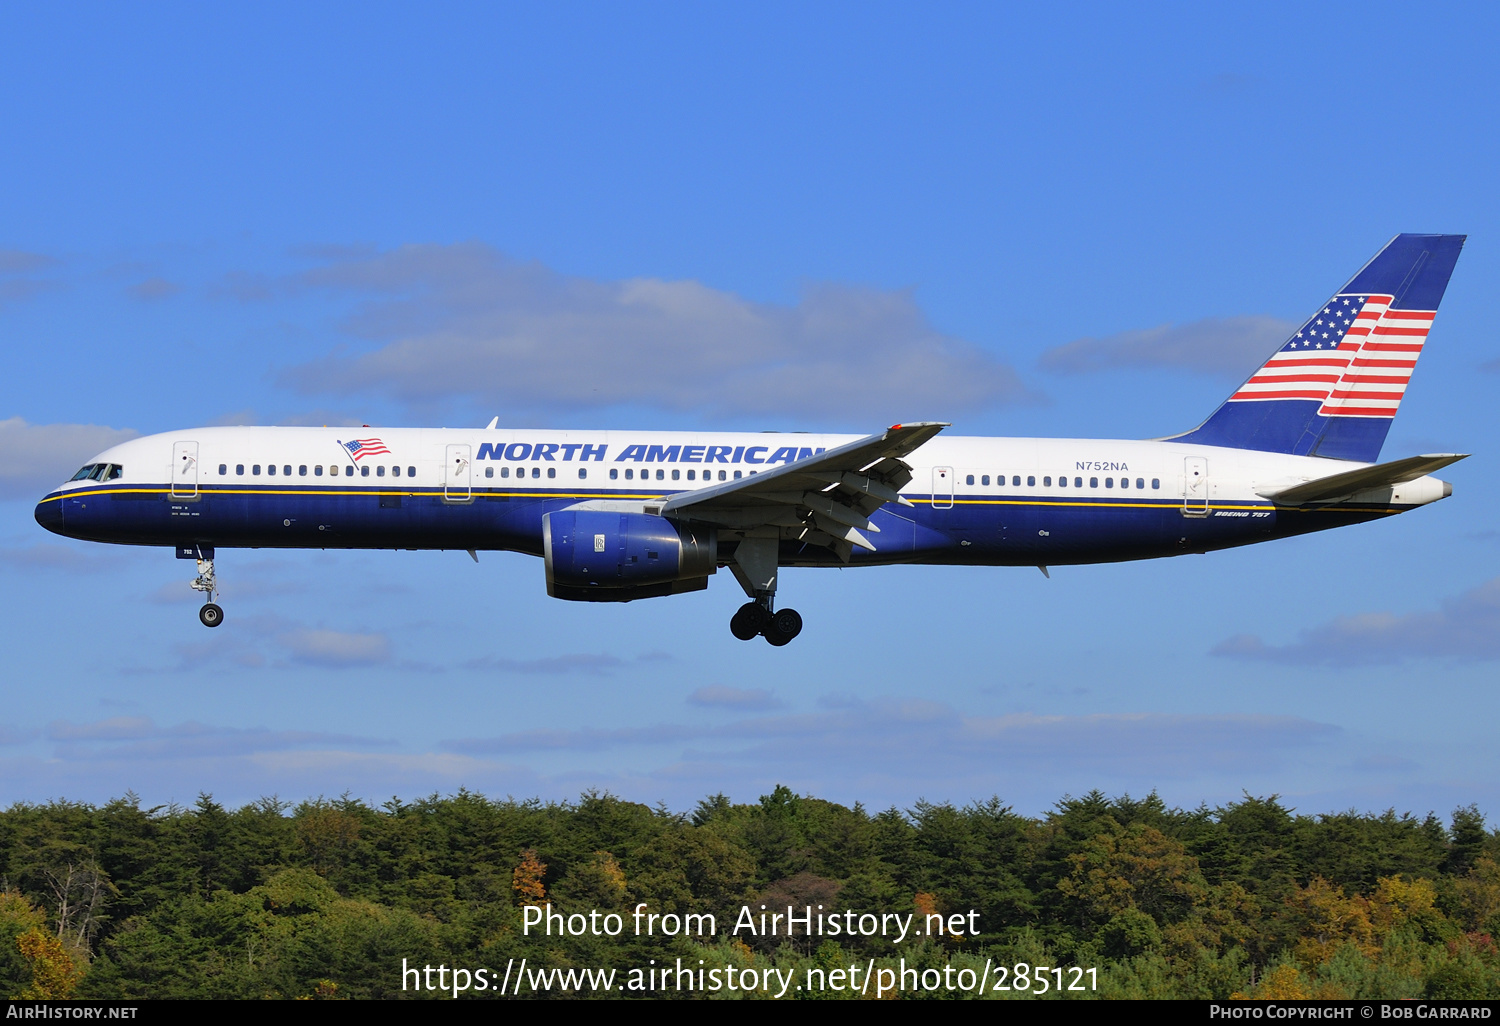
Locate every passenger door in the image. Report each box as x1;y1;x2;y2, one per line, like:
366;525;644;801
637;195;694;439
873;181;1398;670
444;444;472;502
171;441;200;499
1183;457;1208;516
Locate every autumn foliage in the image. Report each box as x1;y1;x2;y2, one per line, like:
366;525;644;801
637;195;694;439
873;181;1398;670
0;788;1492;998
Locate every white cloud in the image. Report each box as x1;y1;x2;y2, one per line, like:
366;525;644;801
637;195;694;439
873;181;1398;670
459;652;674;675
128;277;181;301
446;725;703;754
0;250;56;274
687;685;782;710
0;542;125;573
1213;576;1500;666
274;243;1034;422
1039;315;1294;378
0;417;138;499
43;716;392;760
279;628;392;667
442;697;1334;782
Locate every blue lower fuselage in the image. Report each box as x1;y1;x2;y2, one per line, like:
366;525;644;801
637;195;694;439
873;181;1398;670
36;481;1395;568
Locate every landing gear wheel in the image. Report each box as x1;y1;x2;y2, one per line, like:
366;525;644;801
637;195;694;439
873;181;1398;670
730;602;767;641
763;607;802;646
199;603;224;628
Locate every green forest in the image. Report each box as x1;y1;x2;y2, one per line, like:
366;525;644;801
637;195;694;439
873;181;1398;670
1;787;1497;1000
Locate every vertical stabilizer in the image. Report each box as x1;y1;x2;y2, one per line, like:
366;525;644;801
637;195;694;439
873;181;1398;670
1173;234;1465;462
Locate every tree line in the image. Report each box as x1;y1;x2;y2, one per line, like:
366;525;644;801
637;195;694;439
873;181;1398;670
0;787;1496;999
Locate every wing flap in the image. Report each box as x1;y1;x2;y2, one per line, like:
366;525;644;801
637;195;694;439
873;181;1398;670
660;422;947;550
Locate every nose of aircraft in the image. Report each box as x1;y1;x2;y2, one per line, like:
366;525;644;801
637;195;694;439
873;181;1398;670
34;496;63;534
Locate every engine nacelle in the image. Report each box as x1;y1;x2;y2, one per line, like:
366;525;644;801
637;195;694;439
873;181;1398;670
543;510;717;602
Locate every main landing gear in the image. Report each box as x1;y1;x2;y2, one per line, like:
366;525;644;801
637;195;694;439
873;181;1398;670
725;536;802;645
730;601;803;646
191;557;223;628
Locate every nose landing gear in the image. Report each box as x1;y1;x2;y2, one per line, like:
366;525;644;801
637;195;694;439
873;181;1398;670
190;557;223;628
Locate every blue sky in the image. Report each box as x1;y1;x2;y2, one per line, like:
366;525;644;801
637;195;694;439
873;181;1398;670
1;3;1497;819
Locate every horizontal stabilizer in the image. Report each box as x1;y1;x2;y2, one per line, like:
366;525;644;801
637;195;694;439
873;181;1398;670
1257;453;1467;505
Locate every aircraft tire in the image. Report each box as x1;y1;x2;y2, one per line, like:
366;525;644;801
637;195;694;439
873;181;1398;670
199;603;224;628
730;602;765;641
770;607;802;643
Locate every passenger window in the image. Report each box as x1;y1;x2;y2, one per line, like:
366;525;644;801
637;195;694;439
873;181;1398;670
733;470;742;479
1120;477;1128;489
284;465;291;476
672;469;680;480
610;469;618;480
299;465;307;476
361;466;370;477
267;464;276;476
314;466;323;477
253;465;261;476
218;464;227;476
345;466;353;477
1027;475;1035;487
1105;477;1113;488
579;469;587;480
625;468;634;480
1058;475;1066;487
1043;476;1051;486
981;475;989;486
1152;478;1160;489
966;474;975;486
1137;478;1145;489
687;469;696;480
1075;477;1082;487
485;467;493;479
377;466;386;477
390;466;400;477
548;467;556;479
719;470;727;481
237;464;245;476
1011;475;1020;486
531;467;540;479
656;469;664;480
1090;477;1097;487
407;467;415;477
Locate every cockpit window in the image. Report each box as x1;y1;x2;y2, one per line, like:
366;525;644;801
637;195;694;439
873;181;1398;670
69;463;123;482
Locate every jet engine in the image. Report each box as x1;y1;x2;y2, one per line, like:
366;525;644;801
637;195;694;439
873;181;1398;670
543;510;717;602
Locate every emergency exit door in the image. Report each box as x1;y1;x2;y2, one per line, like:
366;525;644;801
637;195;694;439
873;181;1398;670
932;466;954;509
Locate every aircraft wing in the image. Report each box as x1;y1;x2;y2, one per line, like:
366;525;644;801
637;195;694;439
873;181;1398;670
659;422;947;560
1257;453;1468;505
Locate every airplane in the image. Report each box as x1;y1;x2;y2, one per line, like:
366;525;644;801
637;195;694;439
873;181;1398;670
34;233;1467;646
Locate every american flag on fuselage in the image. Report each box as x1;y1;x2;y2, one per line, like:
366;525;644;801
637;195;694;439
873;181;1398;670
342;438;391;460
1229;293;1435;419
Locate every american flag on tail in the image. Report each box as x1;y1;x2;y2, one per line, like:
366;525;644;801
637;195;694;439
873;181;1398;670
1229;293;1435;419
